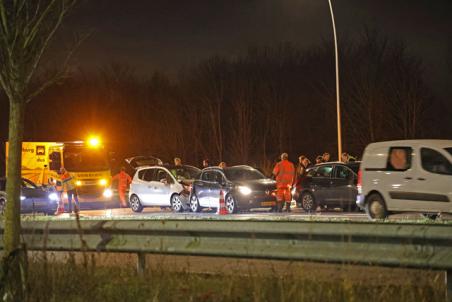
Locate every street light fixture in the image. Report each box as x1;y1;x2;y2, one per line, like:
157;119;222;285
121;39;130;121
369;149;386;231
327;0;342;161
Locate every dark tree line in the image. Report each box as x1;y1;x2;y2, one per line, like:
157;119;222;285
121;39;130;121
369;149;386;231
1;30;450;174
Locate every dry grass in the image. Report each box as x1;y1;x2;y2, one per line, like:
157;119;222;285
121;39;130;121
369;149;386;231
23;252;445;302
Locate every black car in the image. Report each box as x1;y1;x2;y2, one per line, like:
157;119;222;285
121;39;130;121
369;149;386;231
190;165;277;213
0;178;59;215
294;162;360;212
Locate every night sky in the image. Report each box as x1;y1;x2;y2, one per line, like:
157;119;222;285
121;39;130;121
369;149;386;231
57;0;452;102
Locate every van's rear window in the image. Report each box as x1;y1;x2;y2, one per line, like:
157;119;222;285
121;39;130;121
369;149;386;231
446;148;452;156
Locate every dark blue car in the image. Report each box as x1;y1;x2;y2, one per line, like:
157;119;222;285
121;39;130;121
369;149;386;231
0;178;59;215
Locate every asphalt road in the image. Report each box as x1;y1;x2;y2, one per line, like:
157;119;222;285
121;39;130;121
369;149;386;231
41;198;451;222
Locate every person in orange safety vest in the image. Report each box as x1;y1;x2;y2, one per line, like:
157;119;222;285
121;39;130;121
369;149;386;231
272;153;295;213
112;167;132;207
60;167;79;214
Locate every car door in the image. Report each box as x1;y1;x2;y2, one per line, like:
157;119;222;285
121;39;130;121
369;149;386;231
380;146;419;211
207;171;225;207
404;147;452;212
195;171;211;207
330;165;357;207
151;169;173;206
312;165;334;203
136;168;156;205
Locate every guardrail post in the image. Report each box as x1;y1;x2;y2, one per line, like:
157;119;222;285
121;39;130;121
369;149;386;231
447;270;452;302
137;252;146;276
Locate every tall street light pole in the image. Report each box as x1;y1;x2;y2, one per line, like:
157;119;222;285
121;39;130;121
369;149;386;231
328;0;342;161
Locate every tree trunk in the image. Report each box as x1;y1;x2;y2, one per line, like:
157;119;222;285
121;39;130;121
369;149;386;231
3;98;26;301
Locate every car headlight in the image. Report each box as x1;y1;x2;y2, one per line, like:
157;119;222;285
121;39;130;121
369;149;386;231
103;188;113;198
238;186;252;195
48;192;59;201
99;179;107;186
75;180;82;186
20;196;26;201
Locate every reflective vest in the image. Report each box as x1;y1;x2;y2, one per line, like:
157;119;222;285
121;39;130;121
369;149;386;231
61;172;76;191
272;160;295;188
112;171;132;189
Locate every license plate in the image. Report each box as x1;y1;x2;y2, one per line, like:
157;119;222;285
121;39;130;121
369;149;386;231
261;201;276;207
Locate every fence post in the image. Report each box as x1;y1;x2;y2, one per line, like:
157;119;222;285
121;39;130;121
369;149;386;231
137;252;146;276
447;270;452;302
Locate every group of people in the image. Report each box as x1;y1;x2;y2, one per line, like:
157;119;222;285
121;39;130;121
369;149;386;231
272;151;356;213
55;151;355;214
201;158;227;169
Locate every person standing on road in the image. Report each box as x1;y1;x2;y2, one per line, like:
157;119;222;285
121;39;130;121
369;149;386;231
60;167;79;214
112;167;132;208
296;155;308;178
272;153;295;213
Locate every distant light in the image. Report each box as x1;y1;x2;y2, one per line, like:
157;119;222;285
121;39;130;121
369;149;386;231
87;136;101;148
99;178;107;186
75;180;82;187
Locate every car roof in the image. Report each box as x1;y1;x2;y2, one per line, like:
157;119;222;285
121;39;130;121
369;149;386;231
135;164;199;172
314;161;361;166
366;140;452;149
201;165;255;172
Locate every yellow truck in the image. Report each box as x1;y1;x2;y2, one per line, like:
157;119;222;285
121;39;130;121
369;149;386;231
5;140;112;202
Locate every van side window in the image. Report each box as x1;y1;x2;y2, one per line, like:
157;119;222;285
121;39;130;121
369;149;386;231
386;147;412;171
421;148;452;175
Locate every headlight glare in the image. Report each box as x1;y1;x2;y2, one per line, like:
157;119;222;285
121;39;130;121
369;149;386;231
103;188;113;198
238;186;252;195
99;179;107;186
48;192;59;201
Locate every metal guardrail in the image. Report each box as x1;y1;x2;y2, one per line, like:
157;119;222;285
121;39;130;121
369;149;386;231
0;219;451;299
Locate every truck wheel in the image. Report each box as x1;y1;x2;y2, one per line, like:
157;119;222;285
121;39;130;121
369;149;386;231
365;193;388;219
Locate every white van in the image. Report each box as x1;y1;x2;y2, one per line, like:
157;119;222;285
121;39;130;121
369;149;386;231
356;140;452;219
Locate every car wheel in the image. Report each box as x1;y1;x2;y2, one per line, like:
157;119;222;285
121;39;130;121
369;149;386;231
365;193;388;219
225;194;237;214
171;194;184;213
189;193;201;212
301;192;316;212
129;195;144;213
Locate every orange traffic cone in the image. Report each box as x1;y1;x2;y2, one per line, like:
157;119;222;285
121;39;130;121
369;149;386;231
216;190;228;215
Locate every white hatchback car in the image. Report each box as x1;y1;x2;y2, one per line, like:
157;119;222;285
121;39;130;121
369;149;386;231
129;165;200;212
356;140;452;219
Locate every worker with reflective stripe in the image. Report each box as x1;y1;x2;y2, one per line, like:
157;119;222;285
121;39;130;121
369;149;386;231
112;167;132;207
272;153;295;212
60;167;79;213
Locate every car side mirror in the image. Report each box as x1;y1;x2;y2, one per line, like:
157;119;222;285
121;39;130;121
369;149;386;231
160;178;168;185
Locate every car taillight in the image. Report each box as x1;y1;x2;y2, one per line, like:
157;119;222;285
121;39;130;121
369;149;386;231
357;169;362;194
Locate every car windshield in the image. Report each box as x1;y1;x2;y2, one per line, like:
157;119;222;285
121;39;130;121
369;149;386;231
169;166;200;180
224;167;266;181
445;148;452;157
63;147;109;172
